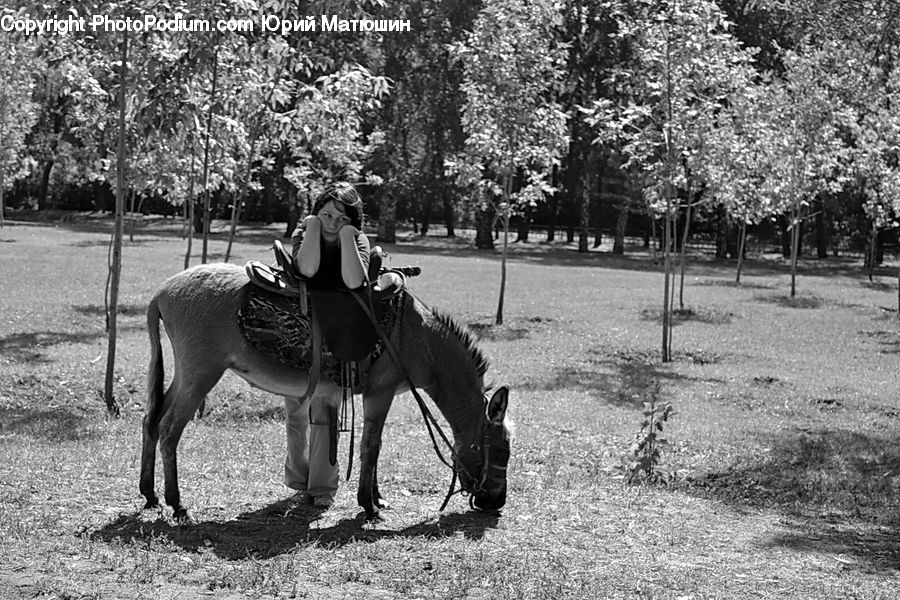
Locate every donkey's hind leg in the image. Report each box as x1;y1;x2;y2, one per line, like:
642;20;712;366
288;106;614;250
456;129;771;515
157;368;222;522
140;414;162;509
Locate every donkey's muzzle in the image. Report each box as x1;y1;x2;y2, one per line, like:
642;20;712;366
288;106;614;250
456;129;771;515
472;485;506;513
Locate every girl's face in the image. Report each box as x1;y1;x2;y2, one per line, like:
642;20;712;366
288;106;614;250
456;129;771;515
317;200;351;241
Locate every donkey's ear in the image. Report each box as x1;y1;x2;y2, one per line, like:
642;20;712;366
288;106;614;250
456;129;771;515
487;386;509;426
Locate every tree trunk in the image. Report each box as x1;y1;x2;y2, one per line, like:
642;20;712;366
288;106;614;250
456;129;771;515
128;190;136;242
475;199;495;249
790;205;800;297
442;188;455;237
662;209;672;362
37;160;53;211
515;212;530;242
283;189;301;238
613;202;628;254
662;24;674;363
781;214;792;259
377;193;397;243
181;188;186;235
678;200;693;310
577;171;590;253
225;149;253;263
546;176;559;243
200;43;220;264
875;228;885;265
714;204;726;258
815;202;827;258
592;175;602;248
867;221;878;281
496;173;511;326
104;29;128;418
736;222;747;283
184;153;197;269
419;188;434;236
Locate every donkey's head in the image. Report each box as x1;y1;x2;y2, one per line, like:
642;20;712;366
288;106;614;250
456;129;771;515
455;386;511;513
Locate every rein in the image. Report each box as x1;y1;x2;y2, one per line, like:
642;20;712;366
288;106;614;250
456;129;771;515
349;287;491;510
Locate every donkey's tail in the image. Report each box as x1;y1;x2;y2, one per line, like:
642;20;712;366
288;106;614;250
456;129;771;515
145;293;165;437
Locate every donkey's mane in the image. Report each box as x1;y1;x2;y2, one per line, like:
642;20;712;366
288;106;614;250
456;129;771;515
430;309;489;378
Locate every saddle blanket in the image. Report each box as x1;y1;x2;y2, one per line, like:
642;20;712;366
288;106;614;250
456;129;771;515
237;286;403;387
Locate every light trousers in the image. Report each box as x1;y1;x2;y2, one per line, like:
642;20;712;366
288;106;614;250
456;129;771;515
283;385;340;498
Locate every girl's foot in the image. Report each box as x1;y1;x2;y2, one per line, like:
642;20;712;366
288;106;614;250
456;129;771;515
312;495;334;508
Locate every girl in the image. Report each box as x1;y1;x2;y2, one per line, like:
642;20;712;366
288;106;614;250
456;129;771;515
285;182;369;508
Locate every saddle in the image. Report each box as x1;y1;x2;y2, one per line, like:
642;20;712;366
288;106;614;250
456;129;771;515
244;240;416;363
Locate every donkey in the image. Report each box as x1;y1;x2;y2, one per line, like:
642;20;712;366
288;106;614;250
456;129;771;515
140;263;511;521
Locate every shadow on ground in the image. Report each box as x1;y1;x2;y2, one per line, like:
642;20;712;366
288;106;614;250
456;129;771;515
681;427;900;572
860;329;900;355
692;278;778;290
467;316;552;342
89;500;499;560
542;346;724;405
0;330;107;364
639;306;736;326
72;302;149;317
753;294;826;309
860;280;895;293
0;406;101;441
0;325;145;363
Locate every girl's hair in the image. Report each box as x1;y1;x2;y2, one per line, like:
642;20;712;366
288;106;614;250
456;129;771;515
312;182;364;229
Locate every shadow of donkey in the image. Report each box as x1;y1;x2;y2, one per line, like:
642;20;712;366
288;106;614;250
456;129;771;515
89;497;500;560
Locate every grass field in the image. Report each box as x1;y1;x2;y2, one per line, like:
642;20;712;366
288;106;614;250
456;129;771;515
0;214;898;599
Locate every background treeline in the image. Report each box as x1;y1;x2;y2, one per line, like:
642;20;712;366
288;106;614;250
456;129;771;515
1;0;899;261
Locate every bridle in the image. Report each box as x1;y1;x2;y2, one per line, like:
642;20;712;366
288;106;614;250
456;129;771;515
433;394;506;513
350;287;504;512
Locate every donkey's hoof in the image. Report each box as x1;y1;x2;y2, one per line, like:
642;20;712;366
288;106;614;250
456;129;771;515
172;507;194;525
362;509;385;523
143;496;160;510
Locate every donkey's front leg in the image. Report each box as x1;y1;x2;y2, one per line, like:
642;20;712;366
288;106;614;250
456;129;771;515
358;389;394;521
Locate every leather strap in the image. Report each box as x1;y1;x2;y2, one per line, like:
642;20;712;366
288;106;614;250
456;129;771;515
328;404;338;467
300;301;322;402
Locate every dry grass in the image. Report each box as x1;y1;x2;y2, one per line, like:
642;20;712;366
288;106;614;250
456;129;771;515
0;214;898;599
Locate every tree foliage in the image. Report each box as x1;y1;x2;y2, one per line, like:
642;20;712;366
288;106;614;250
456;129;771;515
451;0;568;323
0;43;40;227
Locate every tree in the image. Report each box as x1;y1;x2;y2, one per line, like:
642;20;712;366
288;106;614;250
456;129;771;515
587;0;756;360
705;81;782;282
556;0;629;252
768;44;854;297
452;0;568;325
0;44;39;227
282;63;389;230
376;0;478;239
104;27;128;417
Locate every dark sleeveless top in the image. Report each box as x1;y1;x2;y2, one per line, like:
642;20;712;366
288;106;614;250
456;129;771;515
291;229;376;361
291;229;371;289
